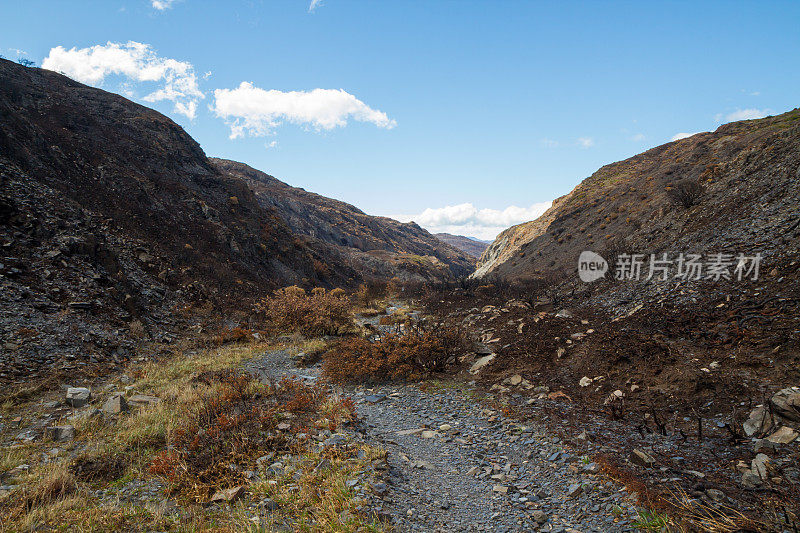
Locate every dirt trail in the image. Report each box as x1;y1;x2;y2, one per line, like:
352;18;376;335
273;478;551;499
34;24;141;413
247;344;640;532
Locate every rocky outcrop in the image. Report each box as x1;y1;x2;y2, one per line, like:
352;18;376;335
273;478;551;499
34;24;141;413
213;159;473;282
474;108;800;281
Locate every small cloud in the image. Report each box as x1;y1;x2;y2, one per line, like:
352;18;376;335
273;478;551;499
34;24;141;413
265;140;278;149
719;108;771;122
541;138;559;148
203;71;212;79
308;0;323;12
389;201;552;241
670;132;702;141
577;137;594;148
151;0;176;10
630;133;646;142
212;82;396;139
42;41;204;119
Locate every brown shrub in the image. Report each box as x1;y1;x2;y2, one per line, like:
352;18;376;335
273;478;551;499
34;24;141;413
667;178;704;208
149;371;355;503
254;286;352;337
210;326;252;346
323;322;470;383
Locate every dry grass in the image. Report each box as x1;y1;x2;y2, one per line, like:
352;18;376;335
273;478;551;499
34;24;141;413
250;444;387;532
0;339;382;532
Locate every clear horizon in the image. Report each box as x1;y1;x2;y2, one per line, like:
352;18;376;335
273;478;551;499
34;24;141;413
2;0;798;240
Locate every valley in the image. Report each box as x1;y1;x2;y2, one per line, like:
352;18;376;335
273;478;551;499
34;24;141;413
1;57;799;532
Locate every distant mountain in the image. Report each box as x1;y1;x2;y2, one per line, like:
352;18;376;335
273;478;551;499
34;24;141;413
474;108;800;281
213;159;473;282
434;233;490;259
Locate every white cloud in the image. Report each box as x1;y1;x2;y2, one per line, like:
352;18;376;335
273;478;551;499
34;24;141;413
265;140;278;149
670;132;703;141
42;41;203;119
389;201;552;241
577;137;594;148
719;108;771;122
151;0;176;10
212;82;396;138
308;0;323;12
630;133;646;142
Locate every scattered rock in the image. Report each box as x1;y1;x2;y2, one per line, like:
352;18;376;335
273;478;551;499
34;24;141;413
752;454;771;480
47;425;75;442
567;483;583;497
743;406;770;437
259;498;280;511
102;394;129;415
470;353;496;374
741;471;763;489
493;484;509;494
210;486;245;504
770;388;800;422
364;394;386;403
66;387;91;408
532;510;548;524
766;426;799;444
579;376;592;387
631;449;655;467
128;394;160;407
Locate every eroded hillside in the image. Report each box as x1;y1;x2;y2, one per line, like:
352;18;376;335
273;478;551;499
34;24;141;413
475;109;800;281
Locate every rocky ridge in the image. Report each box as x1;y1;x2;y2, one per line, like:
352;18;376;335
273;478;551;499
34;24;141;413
474;108;800;281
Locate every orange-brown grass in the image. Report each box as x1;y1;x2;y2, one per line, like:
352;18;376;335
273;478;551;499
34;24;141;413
210;326;253;346
323;322;470;383
149;370;356;503
255;285;352;336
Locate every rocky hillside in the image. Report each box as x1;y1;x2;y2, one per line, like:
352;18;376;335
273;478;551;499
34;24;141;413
474;108;800;280
213;159;473;281
433;233;489;259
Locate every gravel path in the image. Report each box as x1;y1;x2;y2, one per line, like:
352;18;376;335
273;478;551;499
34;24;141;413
246;348;640;532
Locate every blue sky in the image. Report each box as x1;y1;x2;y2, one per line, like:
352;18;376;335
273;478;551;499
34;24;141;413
2;1;799;239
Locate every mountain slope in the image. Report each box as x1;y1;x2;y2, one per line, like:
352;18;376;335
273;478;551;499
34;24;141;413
434;233;490;259
0;59;464;381
474;108;800;281
212;158;473;281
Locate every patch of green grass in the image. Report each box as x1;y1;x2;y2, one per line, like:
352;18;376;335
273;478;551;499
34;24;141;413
633;509;671;531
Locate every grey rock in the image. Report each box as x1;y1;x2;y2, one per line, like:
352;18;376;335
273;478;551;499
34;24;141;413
630;449;655;467
66;387;91;408
47;425;75;442
102;394;129;415
770;387;800;422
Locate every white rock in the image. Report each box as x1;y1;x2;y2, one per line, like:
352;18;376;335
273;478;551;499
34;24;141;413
470;353;496;374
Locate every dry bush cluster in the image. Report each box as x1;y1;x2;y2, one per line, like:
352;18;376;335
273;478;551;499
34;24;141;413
323;321;470;383
149;370;356;502
254;286;352;336
667;178;704;208
353;279;399;308
210;326;252;346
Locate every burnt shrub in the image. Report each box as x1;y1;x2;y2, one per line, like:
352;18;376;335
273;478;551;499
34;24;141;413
149;371;355;502
667;179;704;208
323;321;470;383
254;286;352;336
